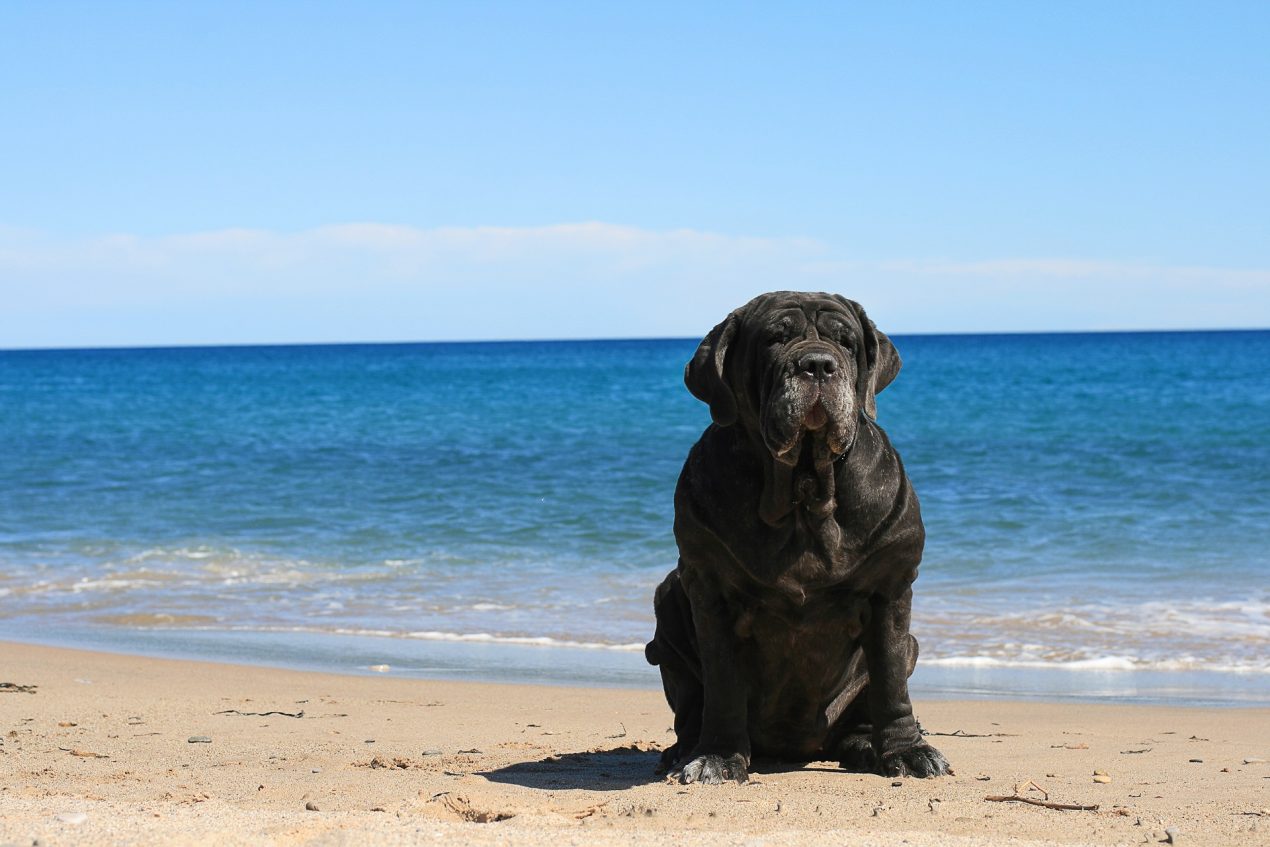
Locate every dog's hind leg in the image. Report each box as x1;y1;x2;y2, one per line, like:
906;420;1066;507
645;569;703;774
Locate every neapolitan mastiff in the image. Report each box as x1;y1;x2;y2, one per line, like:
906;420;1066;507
645;291;950;784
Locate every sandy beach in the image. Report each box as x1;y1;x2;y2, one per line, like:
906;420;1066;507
0;641;1266;846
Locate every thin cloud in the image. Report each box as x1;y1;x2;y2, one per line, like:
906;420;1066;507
1;221;818;278
866;257;1270;288
0;223;825;347
1;223;1267;348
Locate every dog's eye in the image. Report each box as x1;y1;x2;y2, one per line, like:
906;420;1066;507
824;324;852;346
768;325;792;345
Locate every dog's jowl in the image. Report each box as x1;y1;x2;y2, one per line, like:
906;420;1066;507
646;291;950;785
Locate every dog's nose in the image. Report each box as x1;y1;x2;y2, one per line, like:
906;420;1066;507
797;352;837;380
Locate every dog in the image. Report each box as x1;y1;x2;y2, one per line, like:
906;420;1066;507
645;291;949;784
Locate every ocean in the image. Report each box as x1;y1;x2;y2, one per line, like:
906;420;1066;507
1;332;1267;704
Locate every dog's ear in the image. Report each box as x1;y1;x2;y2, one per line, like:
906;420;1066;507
865;314;901;415
684;311;740;426
835;296;900;420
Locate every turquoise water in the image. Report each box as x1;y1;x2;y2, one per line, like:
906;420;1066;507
1;332;1267;701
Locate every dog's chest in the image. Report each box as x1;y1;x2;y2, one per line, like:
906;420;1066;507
735;509;866;596
733;587;871;643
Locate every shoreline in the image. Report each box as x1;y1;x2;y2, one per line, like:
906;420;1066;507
3;640;1268;846
3;627;1267;707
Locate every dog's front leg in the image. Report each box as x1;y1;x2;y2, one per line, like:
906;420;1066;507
672;578;750;785
862;587;950;778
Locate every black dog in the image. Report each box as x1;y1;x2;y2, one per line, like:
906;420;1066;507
645;291;949;784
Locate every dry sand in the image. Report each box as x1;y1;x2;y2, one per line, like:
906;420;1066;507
1;640;1267;846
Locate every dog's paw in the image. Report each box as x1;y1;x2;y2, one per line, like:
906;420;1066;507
880;742;951;778
654;743;681;776
837;733;878;773
671;753;748;785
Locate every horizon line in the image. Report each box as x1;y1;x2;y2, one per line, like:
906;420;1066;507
3;325;1268;355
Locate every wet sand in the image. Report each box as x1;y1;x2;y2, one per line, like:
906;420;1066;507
1;640;1267;846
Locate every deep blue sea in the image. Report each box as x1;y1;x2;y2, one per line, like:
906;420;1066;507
2;332;1267;703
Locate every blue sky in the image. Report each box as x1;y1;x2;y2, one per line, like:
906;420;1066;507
2;2;1268;347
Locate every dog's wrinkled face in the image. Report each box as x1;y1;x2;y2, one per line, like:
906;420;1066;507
750;295;862;463
685;291;900;466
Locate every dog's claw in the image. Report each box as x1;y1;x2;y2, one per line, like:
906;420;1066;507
880;742;950;778
671;753;748;785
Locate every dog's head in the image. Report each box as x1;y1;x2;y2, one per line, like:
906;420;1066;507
685;292;900;464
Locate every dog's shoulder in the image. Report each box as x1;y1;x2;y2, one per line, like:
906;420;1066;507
677;424;761;500
834;417;925;596
673;425;764;560
835;418;920;529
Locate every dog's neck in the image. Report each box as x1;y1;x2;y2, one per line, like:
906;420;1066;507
757;432;841;527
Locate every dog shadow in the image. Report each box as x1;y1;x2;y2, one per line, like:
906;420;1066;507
479;745;663;791
480;745;859;792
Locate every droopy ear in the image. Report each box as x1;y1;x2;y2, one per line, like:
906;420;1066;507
836;297;901;420
866;318;901;412
684;311;740;426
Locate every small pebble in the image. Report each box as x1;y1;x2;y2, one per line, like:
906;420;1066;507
1164;827;1180;844
890;780;903;787
56;812;88;825
305;801;320;811
311;768;321;774
1244;758;1266;764
187;736;212;744
1188;758;1202;763
1093;774;1112;783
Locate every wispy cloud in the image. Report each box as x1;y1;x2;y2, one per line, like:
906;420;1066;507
1;223;1267;348
865;257;1270;288
803;255;1270;333
0;223;826;346
0;222;819;281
